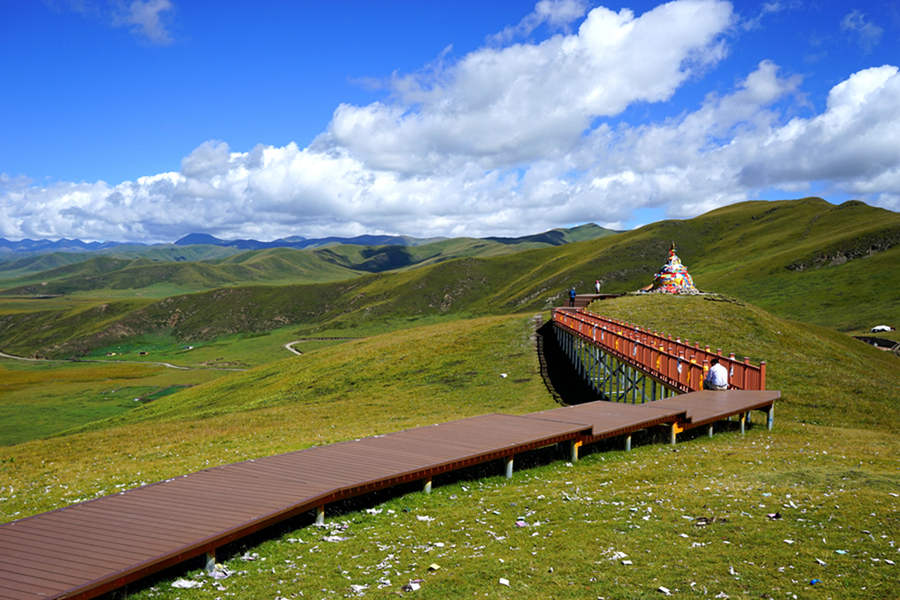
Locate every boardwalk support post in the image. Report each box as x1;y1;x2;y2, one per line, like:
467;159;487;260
505;456;514;479
767;405;774;431
624;434;632;452
316;505;325;527
707;425;714;438
205;551;216;573
423;478;432;494
670;423;683;445
570;440;582;462
740;412;746;434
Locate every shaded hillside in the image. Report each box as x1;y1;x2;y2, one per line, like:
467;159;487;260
486;223;618;245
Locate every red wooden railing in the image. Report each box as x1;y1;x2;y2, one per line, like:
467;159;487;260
552;308;767;392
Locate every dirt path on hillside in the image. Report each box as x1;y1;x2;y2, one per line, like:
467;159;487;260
284;338;358;356
0;350;245;371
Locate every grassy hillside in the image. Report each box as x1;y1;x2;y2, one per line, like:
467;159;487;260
0;225;615;296
1;299;897;599
1;197;897;359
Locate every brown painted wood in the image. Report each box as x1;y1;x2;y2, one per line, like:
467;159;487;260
0;395;777;600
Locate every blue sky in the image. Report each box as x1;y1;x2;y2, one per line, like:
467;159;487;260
2;1;899;243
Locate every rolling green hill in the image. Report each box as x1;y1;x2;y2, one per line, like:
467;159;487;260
0;198;897;359
0;225;617;297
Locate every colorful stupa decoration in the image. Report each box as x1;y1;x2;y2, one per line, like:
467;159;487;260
643;242;699;294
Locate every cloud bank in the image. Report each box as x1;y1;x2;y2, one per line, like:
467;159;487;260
4;0;900;243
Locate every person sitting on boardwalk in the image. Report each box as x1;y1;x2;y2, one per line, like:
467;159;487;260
703;358;728;390
569;287;576;307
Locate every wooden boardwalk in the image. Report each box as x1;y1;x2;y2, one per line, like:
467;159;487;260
0;390;778;600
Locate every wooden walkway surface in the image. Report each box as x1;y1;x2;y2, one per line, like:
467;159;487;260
0;390;778;600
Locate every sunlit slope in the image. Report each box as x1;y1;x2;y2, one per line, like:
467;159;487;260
61;295;900;439
588;294;900;433
4;295;897;521
664;198;900;330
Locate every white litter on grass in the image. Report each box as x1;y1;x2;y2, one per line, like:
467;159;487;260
172;579;203;589
784;539;795;545
499;578;510;587
622;560;633;566
658;586;672;595
417;515;435;522
366;508;383;514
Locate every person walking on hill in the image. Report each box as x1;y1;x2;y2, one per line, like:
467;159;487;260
703;358;728;390
569;287;576;307
595;280;601;293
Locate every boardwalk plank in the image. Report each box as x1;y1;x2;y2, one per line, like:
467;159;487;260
0;393;777;600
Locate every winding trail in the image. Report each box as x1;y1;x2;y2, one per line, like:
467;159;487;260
284;337;358;357
0;350;245;372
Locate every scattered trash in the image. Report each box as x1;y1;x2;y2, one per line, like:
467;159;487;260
240;552;259;562
349;584;369;596
499;578;510;587
365;508;383;515
323;535;350;542
401;581;421;592
428;563;440;571
209;565;231;580
172;579;203;589
767;512;782;520
516;520;527;527
885;559;896;565
783;539;795;545
500;373;508;378
417;515;435;522
810;579;821;585
658;586;672;595
622;560;633;566
815;558;827;566
835;550;847;555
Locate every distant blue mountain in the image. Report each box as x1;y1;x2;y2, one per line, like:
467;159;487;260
173;233;430;249
0;237;126;253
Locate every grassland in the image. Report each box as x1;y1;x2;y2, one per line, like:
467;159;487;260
1;198;898;598
1;294;898;599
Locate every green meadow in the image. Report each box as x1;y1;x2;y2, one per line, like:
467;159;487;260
1;198;899;598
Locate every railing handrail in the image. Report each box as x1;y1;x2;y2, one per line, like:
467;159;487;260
552;308;767;392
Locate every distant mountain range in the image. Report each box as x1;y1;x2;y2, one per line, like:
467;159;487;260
0;238;124;254
0;223;611;255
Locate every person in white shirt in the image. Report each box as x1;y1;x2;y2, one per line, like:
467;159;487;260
703;358;728;390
